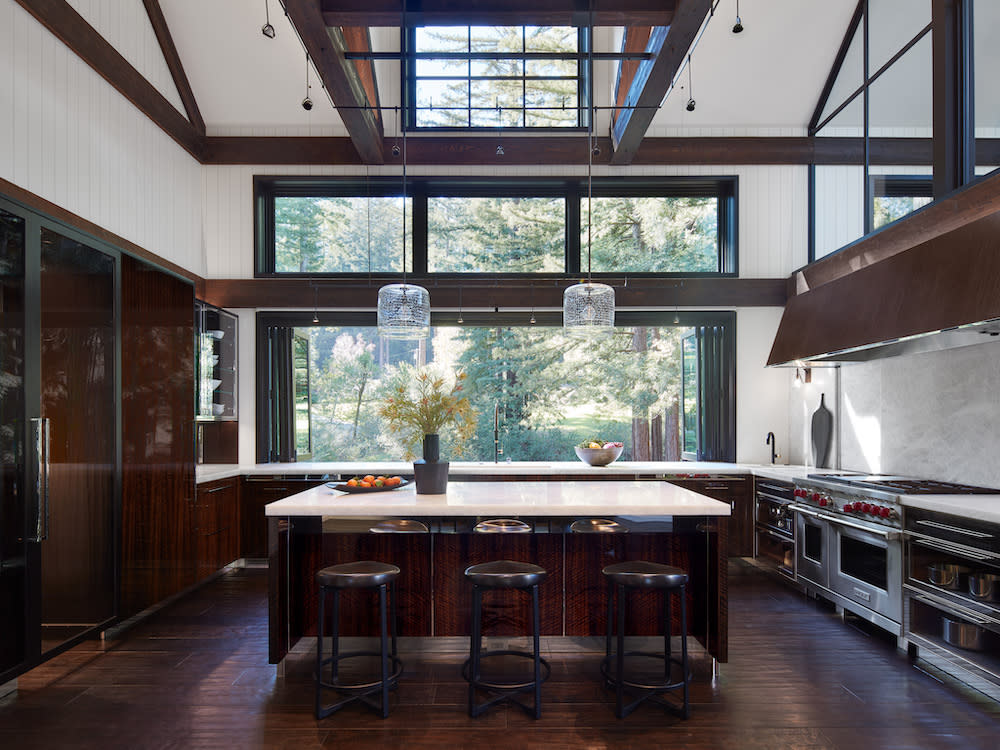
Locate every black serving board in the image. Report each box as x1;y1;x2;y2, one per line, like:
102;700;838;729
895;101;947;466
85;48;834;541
326;479;409;494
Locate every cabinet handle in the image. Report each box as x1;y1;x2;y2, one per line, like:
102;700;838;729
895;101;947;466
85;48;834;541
204;485;229;494
30;418;50;542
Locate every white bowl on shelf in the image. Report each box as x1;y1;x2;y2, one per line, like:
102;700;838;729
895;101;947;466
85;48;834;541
211;404;225;416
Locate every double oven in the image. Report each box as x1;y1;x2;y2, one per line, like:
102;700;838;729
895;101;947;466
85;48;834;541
792;475;904;635
754;479;795;580
903;506;1000;700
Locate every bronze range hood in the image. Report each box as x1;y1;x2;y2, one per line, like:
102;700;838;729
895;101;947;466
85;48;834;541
768;184;1000;366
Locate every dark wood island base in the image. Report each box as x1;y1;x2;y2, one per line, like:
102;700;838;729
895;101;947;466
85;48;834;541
268;514;727;666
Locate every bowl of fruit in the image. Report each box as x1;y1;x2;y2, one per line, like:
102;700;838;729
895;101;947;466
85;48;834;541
574;440;624;467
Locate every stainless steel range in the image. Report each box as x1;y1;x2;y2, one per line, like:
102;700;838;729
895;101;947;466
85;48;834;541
791;474;999;636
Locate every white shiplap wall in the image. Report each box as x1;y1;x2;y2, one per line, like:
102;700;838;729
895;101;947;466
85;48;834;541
66;0;187;117
0;0;204;275
202;160;810;280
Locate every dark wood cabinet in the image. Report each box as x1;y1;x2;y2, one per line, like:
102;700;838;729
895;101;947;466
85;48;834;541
120;255;196;619
195;478;240;580
667;476;752;557
241;477;325;559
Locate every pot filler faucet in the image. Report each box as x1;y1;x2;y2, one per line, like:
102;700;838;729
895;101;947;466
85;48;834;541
494;402;503;463
766;432;778;464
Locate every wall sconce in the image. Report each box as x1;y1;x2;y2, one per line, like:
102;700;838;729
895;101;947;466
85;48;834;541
794;366;812;387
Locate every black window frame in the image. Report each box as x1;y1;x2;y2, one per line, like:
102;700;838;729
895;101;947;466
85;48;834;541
868;174;933;230
255;310;736;464
403;25;591;131
255;176;738;278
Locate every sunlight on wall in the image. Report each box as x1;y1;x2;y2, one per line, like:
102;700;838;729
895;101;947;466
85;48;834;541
842;392;881;473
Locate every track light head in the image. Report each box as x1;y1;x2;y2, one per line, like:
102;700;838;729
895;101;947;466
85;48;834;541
732;17;744;33
261;22;275;38
301;97;313;111
686;98;696;112
391;143;401;157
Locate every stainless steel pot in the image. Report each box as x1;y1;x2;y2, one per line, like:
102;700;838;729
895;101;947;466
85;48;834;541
968;572;1000;603
942;616;989;651
927;563;971;590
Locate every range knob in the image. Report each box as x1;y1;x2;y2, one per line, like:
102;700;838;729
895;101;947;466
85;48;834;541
843;503;854;512
861;503;872;514
812;492;821;502
818;497;828;507
879;507;891;519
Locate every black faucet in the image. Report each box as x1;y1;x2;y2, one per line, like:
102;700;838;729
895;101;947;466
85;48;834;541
765;432;777;464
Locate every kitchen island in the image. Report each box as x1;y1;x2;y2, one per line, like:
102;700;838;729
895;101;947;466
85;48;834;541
265;479;731;666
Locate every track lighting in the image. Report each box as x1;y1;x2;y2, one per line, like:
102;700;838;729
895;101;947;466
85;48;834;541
685;55;696;112
732;0;744;33
261;0;275;38
301;53;313;111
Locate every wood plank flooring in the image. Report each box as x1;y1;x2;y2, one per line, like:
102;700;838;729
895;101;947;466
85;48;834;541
1;561;998;749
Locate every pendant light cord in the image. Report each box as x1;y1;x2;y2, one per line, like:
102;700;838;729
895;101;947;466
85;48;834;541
586;0;594;283
401;105;407;286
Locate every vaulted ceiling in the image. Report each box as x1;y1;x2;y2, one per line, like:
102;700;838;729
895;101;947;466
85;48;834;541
19;0;861;165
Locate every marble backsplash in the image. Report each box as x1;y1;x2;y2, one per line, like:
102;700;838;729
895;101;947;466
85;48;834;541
788;338;1000;488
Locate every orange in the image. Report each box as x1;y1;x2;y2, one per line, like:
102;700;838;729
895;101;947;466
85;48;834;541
347;478;358;487
360;481;372;488
363;474;376;483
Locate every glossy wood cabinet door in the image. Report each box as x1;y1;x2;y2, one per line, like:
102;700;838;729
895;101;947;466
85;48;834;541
120;256;196;618
241;478;324;559
667;477;752;557
195;478;240;580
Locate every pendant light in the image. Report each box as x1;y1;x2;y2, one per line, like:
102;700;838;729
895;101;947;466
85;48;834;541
378;109;430;339
563;23;614;336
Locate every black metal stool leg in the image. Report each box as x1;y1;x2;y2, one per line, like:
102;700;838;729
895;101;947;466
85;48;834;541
664;584;672;682
468;585;482;717
379;583;390;718
331;589;340;681
616;582;626;719
532;583;541;719
390;581;399;660
680;584;690;719
315;586;325;720
605;579;614;684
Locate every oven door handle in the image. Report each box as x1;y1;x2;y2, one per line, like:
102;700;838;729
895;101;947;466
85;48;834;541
906;534;995;562
763;529;794;542
913;519;993;539
909;591;996;627
791;504;899;540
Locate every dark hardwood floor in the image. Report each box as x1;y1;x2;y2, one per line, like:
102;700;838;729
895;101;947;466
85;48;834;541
2;561;998;749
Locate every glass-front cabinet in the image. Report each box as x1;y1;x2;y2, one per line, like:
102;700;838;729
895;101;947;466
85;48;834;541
195;301;237;421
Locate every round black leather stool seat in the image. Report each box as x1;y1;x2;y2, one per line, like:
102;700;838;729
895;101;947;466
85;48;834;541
317;561;400;589
602;561;688;590
464;560;547;589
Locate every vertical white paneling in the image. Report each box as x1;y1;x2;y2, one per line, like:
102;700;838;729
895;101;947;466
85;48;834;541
67;0;186;117
1;1;204;275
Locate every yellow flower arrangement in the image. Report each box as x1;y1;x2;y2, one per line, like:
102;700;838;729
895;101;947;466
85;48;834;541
379;369;477;459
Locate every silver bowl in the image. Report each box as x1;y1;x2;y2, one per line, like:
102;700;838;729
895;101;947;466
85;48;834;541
927;563;971;590
574;445;624;466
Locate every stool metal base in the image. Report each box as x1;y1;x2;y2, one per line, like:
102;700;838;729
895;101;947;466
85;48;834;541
600;651;691;719
316;650;403;719
462;649;552;718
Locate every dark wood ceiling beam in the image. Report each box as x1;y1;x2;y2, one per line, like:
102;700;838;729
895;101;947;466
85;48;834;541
14;0;203;159
201;135;970;166
282;0;384;165
200;276;785;311
319;0;676;27
141;0;205;135
341;26;380;127
614;26;653;122
610;0;712;165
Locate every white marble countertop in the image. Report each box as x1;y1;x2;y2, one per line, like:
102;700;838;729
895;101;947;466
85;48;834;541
197;460;823;484
263;479;732;518
900;494;1000;525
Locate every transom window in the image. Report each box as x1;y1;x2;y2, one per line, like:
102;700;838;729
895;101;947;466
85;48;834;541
405;26;587;129
255;177;737;276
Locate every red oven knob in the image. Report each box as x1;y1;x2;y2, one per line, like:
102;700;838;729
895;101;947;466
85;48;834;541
861;503;872;514
812;493;821;502
818;497;828;507
879;507;891;518
843;503;854;512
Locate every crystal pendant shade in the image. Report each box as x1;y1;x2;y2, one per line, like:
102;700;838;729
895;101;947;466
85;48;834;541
377;283;431;339
563;282;615;333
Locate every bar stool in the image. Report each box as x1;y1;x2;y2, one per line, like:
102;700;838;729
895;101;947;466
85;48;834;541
462;560;550;719
601;561;691;720
314;561;403;720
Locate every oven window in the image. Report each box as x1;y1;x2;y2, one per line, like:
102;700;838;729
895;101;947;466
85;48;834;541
804;523;823;562
840;536;887;590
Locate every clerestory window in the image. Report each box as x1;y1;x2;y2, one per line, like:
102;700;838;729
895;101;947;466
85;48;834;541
405;25;588;129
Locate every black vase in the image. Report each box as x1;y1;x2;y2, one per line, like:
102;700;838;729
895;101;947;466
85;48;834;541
422;434;440;463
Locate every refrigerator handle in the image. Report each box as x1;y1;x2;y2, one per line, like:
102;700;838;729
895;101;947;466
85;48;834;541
31;417;50;542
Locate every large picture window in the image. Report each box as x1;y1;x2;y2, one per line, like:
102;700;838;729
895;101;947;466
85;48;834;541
257;312;735;465
405;26;587;129
256;177;737;277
